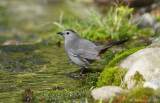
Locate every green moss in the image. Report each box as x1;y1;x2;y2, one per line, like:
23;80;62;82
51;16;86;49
149;88;160;103
137;28;153;36
47;86;92;103
102;50;123;64
106;46;146;68
97;46;145;87
97;67;127;87
81;73;100;87
131;71;145;87
122;88;154;103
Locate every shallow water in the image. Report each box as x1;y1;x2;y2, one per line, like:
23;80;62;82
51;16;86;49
0;42;109;102
0;43;83;102
0;0;105;102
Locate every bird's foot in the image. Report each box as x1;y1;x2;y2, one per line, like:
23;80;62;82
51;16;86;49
66;72;87;79
67;68;86;79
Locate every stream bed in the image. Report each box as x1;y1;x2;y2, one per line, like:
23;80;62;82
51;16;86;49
0;43;82;102
0;0;108;102
0;41;109;102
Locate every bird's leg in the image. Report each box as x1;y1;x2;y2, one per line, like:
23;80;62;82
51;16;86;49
78;67;84;76
66;67;86;79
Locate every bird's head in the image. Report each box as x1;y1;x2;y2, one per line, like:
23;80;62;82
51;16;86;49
57;29;79;40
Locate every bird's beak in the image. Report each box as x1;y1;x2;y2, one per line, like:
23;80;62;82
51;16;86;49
57;32;63;35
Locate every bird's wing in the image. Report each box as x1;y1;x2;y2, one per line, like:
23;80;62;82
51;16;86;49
69;40;102;60
69;47;102;61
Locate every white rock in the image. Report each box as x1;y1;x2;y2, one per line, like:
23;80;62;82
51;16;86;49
91;86;126;101
144;78;160;90
150;78;160;86
143;82;159;90
119;48;160;89
148;42;160;48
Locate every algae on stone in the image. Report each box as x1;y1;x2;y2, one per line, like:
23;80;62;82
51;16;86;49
47;86;91;103
131;71;145;87
149;88;160;103
97;46;146;87
106;46;146;68
97;67;127;87
122;87;154;103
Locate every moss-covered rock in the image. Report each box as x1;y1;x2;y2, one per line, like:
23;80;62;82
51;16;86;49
120;46;160;89
106;87;155;103
122;87;154;103
97;67;127;87
149;88;160;103
131;71;145;87
97;46;145;87
106;46;146;68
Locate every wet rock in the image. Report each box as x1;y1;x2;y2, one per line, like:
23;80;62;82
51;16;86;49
52;86;64;90
119;45;160;89
3;40;22;45
91;86;127;102
131;13;156;29
22;88;35;102
39;40;49;46
154;22;160;35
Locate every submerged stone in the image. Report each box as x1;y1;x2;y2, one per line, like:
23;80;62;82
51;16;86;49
3;40;22;45
22;88;35;102
91;86;127;102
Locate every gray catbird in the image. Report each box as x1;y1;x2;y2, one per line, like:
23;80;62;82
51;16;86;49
57;29;128;77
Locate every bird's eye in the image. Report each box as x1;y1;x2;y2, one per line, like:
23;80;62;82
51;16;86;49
66;32;70;35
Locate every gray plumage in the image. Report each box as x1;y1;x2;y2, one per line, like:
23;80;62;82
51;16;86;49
57;29;128;68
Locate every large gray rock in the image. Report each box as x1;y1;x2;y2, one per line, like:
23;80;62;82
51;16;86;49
154;22;160;35
131;13;156;29
119;47;160;89
139;7;151;15
91;86;127;101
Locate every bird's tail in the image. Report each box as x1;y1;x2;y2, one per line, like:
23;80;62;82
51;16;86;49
98;39;128;55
